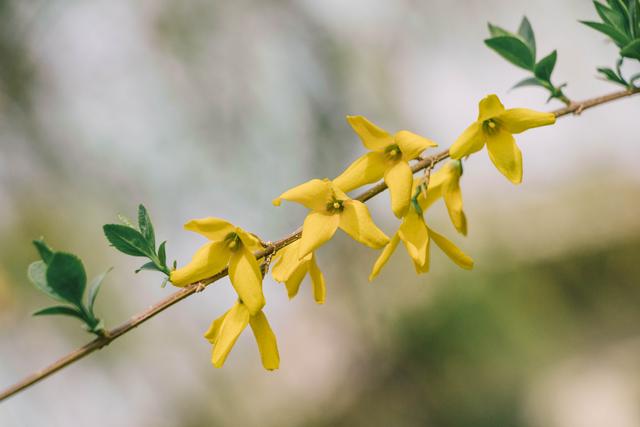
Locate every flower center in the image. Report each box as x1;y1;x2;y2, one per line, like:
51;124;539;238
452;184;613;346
384;144;402;161
326;198;344;214
482;119;499;135
224;232;241;251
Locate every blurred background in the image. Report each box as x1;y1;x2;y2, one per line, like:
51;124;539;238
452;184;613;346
1;0;639;425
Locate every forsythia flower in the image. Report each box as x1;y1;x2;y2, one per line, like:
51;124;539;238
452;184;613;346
273;178;389;259
204;301;279;370
420;160;467;236
449;94;555;184
333;116;438;218
170;218;265;315
272;240;326;304
369;178;473;281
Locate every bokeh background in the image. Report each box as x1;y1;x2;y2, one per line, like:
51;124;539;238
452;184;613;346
1;0;640;426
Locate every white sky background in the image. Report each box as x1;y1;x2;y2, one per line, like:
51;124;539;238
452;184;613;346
0;0;639;425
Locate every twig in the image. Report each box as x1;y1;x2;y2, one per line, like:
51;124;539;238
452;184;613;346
0;87;638;402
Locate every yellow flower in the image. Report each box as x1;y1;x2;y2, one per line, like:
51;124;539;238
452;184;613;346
420;160;467;236
273;178;389;259
449;94;555;184
204;301;279;370
369;179;473;281
271;240;326;304
170;218;265;316
333;116;438;218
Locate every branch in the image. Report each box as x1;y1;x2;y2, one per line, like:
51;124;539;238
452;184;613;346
1;87;638;402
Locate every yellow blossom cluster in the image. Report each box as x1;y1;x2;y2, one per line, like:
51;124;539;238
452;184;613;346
169;94;555;370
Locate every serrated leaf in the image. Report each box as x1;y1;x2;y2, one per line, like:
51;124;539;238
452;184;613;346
581;20;630;46
485;36;535;70
158;241;167;267
88;267;112;315
28;261;66;302
517;16;536;59
46;252;87;306
621;38;640;59
137;204;156;250
135;262;161;274
511;77;547;90
103;224;152;257
33;239;54;264
33;305;85;320
534;50;558;81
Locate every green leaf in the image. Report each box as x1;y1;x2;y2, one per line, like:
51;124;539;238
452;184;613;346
158;241;167;267
517;16;536;59
33;239;54;264
594;1;627;30
103;224;152;257
487;23;514;38
28;261;66;302
33;305;85;320
137;204;156;250
597;67;628;86
88;268;112;316
534;50;558;81
581;20;630;46
511;77;547;90
485;36;535;70
630;71;640;84
621;38;640;59
135;262;161;274
46;252;87;306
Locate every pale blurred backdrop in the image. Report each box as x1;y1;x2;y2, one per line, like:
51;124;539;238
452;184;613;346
1;0;640;426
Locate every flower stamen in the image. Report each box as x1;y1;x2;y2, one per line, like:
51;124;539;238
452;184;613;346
224;232;241;251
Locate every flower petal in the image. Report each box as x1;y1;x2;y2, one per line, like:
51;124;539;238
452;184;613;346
441;165;468;236
309;256;326;304
384;160;413;218
346;115;394;152
339;200;389;248
369;234;401;281
427;226;474;270
211;302;250;368
398;211;429;267
477;94;505;121
170;241;231;286
449;122;486;159
228;247;265;316
203;308;230;345
333;152;387;193
273;179;333;211
486;130;523;184
249;310;280;371
236;228;264;253
184;218;235;242
272;241;309;283
396;130;438;161
299;211;340;259
412;251;430;274
498;108;556;134
284;263;307;299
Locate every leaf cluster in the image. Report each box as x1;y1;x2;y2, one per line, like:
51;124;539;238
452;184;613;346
27;240;109;335
485;17;569;103
103;204;171;278
582;0;640;87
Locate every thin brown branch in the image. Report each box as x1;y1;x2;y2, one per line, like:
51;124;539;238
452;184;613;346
1;87;638;402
